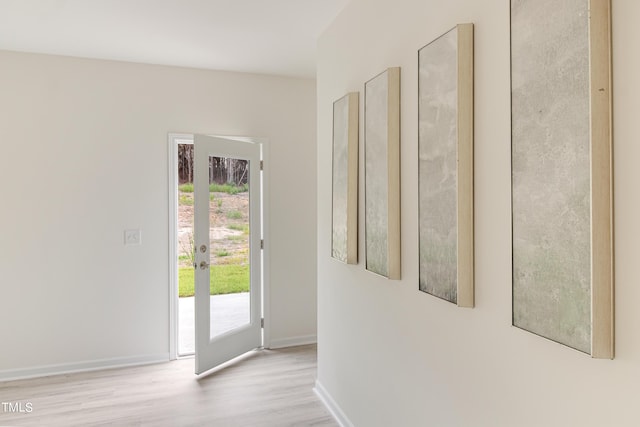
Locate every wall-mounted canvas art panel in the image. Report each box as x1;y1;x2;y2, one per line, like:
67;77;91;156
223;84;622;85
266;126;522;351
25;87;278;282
511;0;613;358
418;24;474;307
365;67;401;279
332;92;359;264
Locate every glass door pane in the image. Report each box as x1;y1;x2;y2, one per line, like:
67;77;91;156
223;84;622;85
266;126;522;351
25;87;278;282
207;156;251;340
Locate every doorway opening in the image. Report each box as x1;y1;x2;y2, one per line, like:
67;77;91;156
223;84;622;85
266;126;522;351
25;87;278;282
169;133;270;362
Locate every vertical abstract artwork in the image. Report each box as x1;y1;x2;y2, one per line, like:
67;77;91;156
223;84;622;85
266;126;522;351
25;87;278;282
332;92;359;264
511;0;613;357
418;24;474;307
365;67;401;279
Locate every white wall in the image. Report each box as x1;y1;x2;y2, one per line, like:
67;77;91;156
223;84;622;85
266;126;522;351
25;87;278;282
317;0;640;426
0;50;317;375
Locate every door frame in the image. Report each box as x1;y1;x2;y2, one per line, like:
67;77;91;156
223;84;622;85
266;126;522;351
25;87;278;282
168;133;271;360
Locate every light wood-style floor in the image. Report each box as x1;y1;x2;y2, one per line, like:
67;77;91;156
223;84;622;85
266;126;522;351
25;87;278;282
0;344;337;427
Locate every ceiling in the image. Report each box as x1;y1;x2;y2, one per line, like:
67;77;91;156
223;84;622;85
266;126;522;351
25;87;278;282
0;0;349;78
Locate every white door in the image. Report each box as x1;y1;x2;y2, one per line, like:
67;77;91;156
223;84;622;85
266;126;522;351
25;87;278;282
193;134;262;374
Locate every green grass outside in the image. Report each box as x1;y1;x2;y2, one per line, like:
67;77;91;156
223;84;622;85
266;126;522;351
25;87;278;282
227;224;249;234
179;265;249;297
209;183;248;194
226;210;243;219
179;194;194;206
178;182;248;195
179;183;194;192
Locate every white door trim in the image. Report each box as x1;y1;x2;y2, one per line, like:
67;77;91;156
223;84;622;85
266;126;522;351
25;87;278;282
167;133;271;360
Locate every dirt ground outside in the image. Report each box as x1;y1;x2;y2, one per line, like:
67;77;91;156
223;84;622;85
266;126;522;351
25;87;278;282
177;191;250;267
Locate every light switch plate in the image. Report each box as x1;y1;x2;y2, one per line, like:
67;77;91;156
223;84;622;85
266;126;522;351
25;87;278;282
124;229;141;246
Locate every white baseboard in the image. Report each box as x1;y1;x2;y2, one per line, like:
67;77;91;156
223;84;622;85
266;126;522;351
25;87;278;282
267;334;317;349
0;353;170;382
314;379;354;427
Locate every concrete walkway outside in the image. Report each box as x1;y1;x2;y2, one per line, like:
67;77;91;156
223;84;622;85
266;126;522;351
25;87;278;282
178;292;250;355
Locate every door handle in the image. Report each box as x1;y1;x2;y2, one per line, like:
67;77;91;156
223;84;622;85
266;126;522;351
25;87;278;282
199;261;210;270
